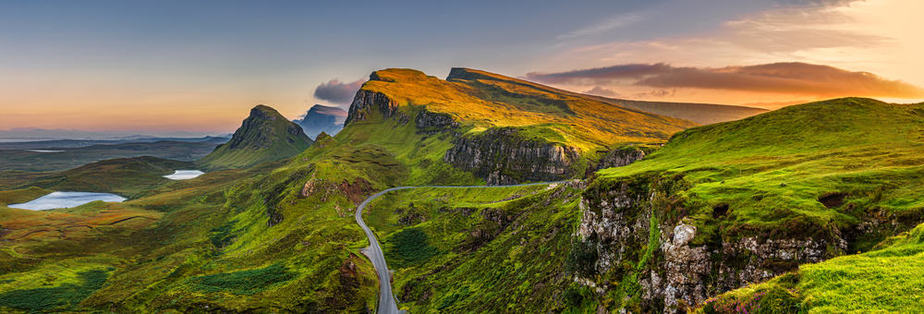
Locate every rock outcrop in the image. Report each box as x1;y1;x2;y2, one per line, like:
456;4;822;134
414;110;458;134
443;127;579;185
596;146;650;170
345;89;400;126
575;175;846;312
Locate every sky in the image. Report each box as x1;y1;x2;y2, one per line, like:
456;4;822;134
0;0;920;136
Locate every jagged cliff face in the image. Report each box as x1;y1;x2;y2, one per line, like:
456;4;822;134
575;175;846;312
443;128;580;185
344;89;400;126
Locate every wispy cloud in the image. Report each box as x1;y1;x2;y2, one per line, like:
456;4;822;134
557;13;643;40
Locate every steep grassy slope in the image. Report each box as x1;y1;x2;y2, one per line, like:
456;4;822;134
597;98;924;244
356;68;695;153
199;105;312;170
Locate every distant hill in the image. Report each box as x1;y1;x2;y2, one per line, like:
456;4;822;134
589;96;768;125
0;136;227;151
0;128;215;141
24;156;193;198
294;104;347;139
199;105;312;170
0;139;223;172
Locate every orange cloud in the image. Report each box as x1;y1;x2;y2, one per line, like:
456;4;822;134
526;62;924;104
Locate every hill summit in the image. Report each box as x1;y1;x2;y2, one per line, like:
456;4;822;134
199;105;312;170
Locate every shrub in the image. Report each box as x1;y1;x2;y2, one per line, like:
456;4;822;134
192;263;295;295
386;227;439;268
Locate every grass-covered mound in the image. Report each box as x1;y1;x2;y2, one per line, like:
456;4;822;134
358;68;696;153
700;222;924;313
199;105;312;170
597;98;924;246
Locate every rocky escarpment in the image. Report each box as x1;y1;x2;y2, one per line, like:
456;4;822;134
343;80;577;185
443;127;580;185
415;110;458;134
595;145;651;170
344;89;400;126
573;175;846;312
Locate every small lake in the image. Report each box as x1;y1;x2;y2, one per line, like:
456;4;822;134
7;192;127;211
163;170;205;180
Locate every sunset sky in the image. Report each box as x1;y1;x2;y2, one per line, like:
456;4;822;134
0;0;921;136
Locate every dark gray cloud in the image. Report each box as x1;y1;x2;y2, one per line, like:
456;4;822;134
526;62;924;98
313;79;365;105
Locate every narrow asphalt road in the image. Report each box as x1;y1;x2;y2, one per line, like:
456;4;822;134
354;182;565;314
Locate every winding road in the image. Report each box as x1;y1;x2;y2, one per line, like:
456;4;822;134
354;182;564;314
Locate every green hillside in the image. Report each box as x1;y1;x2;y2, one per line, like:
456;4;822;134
597;97;924;246
199;105;312;170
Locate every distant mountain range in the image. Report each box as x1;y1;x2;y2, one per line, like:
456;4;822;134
589;96;768;125
294;104;347;139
